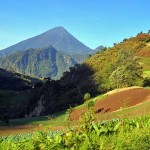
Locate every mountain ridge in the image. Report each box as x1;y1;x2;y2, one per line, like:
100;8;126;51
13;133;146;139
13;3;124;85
0;46;77;79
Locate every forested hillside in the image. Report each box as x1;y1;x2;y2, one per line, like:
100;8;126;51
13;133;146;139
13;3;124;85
0;46;77;79
85;33;150;91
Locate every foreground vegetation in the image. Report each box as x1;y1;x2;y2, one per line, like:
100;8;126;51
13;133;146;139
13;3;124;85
0;109;150;150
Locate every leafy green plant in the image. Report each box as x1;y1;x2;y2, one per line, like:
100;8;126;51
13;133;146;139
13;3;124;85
84;93;91;101
87;100;95;108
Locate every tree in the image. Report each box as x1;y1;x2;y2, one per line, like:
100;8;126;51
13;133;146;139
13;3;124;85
113;43;117;46
137;31;143;35
88;54;92;58
101;46;107;52
110;66;126;88
84;93;91;101
109;50;143;88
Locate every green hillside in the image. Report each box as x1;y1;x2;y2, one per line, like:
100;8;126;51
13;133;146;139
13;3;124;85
84;33;150;91
139;57;150;70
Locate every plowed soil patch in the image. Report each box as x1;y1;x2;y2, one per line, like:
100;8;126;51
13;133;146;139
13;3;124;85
70;88;150;120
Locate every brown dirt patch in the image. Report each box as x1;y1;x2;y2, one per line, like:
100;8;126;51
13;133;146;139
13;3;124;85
69;108;87;121
70;88;150;120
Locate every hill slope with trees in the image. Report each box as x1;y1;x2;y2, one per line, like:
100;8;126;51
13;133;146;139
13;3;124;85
85;33;150;91
0;46;77;79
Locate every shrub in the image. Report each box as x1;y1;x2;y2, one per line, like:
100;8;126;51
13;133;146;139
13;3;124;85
84;93;91;101
87;101;95;108
143;77;150;87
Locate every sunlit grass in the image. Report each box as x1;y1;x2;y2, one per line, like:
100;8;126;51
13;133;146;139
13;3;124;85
143;70;150;77
139;57;150;70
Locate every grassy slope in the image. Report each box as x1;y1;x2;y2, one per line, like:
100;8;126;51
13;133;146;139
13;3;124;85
82;34;150;93
138;42;150;70
139;57;150;70
6;113;69;126
143;70;150;77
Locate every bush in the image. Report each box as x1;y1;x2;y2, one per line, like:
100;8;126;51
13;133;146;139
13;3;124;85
143;77;150;87
87;101;95;108
84;93;91;101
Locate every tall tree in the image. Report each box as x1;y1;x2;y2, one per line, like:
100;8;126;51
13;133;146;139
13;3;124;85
110;50;143;88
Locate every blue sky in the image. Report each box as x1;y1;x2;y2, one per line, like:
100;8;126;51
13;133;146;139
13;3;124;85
0;0;150;50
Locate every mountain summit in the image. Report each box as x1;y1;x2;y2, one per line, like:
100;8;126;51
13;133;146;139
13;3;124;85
0;26;92;56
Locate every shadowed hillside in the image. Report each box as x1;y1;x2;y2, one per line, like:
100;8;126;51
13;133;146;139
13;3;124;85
0;68;44;118
27;64;98;117
0;68;42;91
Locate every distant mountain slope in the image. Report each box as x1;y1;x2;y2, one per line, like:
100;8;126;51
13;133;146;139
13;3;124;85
0;27;92;56
0;46;76;79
